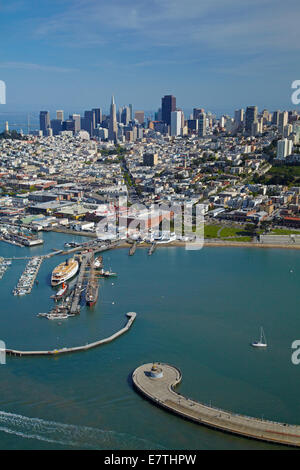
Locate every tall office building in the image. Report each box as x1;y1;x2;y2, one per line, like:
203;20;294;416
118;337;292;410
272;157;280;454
261;109;270;123
108;96;118;142
39;111;50;136
234;109;244;124
71;114;81;133
121;106;130;126
198;112;206;137
170;110;182;136
187;119;198;133
278;111;288;134
129;104;133;121
162;95;176;126
62;119;75;133
92;108;102;127
50;119;62;136
56;110;64;121
193;108;205;120
134;111;145;125
272;110;280;126
245;106;258;134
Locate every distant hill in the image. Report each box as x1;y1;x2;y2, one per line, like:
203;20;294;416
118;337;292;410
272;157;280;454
0;130;27;140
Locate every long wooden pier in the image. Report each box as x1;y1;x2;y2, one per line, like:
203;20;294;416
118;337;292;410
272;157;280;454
129;242;137;256
132;363;300;448
69;252;91;314
148;242;157;256
6;312;136;357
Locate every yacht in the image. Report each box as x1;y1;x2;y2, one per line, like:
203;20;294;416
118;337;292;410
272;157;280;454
251;327;267;348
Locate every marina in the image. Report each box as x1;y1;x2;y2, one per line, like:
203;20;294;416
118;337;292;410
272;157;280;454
0;257;12;279
13;256;43;296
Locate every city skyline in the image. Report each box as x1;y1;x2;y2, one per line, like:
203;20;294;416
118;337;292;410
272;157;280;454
1;0;300;112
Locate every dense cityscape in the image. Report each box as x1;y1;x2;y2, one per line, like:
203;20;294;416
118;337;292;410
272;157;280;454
1;96;300;246
2;0;300;455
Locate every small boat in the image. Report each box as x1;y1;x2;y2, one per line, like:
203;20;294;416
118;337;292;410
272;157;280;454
251;327;267;348
47;313;69;320
99;268;117;278
52;282;68;301
93;256;103;269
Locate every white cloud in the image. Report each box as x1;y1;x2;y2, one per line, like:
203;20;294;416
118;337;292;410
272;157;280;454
0;62;77;73
31;0;300;54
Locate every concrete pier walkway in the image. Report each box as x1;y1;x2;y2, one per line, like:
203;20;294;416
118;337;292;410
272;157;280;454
6;313;136;357
132;363;300;448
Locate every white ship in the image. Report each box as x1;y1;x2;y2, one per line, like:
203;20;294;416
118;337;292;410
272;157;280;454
51;258;79;287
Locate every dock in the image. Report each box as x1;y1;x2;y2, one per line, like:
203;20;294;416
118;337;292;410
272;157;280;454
132;363;300;448
148;242;157;256
69;252;92;315
6;312;136;357
129;241;137;256
13;256;43;296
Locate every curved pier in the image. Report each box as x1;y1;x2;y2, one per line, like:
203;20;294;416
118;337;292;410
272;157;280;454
6;312;136;357
132;363;300;448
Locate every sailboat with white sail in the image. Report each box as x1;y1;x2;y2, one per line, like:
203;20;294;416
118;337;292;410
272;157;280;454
251;327;267;348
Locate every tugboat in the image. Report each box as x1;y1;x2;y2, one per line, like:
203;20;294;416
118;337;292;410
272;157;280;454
51;282;68;301
98;268;117;278
93;255;103;270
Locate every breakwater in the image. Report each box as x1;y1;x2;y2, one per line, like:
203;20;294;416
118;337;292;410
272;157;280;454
132;363;300;448
6;312;136;357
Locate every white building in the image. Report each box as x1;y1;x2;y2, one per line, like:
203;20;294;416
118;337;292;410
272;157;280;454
276;138;293;159
170;111;182;136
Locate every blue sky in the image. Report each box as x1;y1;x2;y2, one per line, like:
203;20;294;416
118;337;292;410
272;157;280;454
0;0;299;116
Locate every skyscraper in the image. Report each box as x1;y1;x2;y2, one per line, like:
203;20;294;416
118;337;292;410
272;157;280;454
56;110;64;121
92;108;102;127
162;95;176;127
198;112;206;137
129;104;133;121
39;111;50;136
71;114;81;133
50;119;62;136
193;108;205;120
278;111;288;134
134;111;145;125
121;106;130;126
108;96;118;142
170;110;182;136
234;109;244;124
245;106;258;134
272;110;281;126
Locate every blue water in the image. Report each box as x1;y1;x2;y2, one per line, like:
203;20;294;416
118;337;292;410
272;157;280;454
0;235;299;449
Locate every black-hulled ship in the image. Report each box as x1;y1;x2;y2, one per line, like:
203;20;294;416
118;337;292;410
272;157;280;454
85;259;99;307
